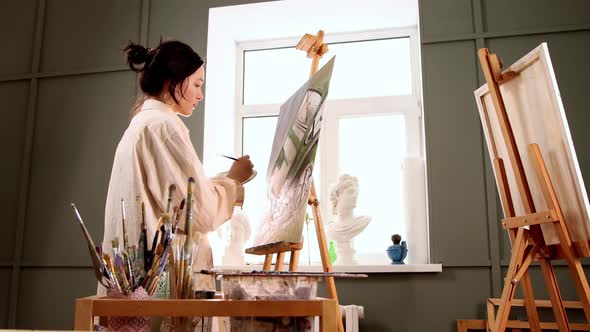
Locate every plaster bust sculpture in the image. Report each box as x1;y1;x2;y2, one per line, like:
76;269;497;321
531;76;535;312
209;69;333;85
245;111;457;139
326;174;371;265
222;211;251;265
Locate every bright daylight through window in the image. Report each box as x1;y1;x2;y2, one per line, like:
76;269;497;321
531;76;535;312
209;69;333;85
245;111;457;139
204;0;430;269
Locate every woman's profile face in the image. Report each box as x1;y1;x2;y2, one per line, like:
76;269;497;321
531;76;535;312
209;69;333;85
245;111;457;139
172;66;205;116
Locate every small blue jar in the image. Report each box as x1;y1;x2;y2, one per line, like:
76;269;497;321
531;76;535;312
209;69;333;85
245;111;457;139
386;234;408;265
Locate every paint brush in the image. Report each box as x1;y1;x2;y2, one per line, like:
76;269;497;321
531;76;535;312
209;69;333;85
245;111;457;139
71;203;108;285
151;214;167;254
71;203;99;255
121;199;129;252
100;263;114;289
139;201;149;272
183;178;195;243
104;253;121;292
219;153;239;161
173;199;185;233
117;254;131;292
112;238;130;292
182;177;195;298
172;234;186;298
156;218;168;257
184;236;199;298
168;249;178;299
171;206;178;232
96;246;113;288
122;250;135;287
218;154;257;185
166;184;176;214
149;215;166;266
162;214;173;249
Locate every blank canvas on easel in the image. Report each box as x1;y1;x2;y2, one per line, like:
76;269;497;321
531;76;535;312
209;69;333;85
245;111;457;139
474;43;590;254
253;57;336;246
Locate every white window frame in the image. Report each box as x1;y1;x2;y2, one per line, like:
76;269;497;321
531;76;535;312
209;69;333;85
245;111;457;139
233;27;429;266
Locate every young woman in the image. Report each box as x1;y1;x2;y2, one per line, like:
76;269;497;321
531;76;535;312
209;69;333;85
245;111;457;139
101;40;253;292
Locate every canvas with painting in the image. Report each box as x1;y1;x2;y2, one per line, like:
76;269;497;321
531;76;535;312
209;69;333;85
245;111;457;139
253;57;335;246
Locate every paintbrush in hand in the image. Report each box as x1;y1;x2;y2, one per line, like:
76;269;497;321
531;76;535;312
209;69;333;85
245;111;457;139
219;153;239;161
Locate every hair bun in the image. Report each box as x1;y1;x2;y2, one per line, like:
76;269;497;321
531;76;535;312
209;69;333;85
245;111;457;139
123;42;151;72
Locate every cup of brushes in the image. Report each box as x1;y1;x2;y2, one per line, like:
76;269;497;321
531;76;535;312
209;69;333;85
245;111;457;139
72;177;201;332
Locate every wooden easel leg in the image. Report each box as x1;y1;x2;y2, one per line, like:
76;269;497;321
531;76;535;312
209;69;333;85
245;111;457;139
567;258;590;322
275;252;285;271
528;143;590;322
520;271;541;331
309;181;344;332
263;254;273;271
289;249;300;272
494;228;528;332
320;299;337;332
539;259;570;331
487;299;495;331
74;298;94;331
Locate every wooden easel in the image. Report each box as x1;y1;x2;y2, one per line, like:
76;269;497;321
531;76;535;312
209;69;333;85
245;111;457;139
245;30;344;332
478;48;590;332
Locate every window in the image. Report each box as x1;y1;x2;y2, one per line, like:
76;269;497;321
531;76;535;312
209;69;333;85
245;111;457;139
213;28;428;266
204;0;433;269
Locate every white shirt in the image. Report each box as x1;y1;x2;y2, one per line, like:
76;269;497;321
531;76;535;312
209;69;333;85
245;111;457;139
100;99;242;293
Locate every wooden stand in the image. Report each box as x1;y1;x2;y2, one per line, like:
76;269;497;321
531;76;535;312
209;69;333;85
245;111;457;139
245;241;303;271
244;30;344;332
477;48;590;332
74;295;338;331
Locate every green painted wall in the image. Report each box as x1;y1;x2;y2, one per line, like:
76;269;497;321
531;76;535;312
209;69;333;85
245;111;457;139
0;0;589;330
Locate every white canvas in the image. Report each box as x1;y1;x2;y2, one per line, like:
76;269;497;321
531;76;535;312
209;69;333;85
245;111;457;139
474;43;590;252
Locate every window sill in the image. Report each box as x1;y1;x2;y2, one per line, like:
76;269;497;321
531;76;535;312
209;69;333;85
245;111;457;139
214;263;442;273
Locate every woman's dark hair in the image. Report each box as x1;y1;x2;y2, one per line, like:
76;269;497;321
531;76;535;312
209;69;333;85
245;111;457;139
123;40;204;106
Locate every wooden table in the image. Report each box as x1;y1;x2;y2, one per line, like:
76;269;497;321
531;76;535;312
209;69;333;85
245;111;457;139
74;296;338;331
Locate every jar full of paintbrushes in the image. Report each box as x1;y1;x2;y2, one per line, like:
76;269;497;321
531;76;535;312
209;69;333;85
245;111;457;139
71;179;199;332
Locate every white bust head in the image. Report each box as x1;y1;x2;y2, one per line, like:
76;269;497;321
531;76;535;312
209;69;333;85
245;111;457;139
327;174;371;242
329;174;359;217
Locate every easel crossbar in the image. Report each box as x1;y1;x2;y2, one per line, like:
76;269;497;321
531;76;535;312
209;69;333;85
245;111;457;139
245;241;303;255
502;210;558;229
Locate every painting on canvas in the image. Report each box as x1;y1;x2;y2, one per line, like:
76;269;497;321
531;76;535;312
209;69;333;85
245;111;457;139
253;57;335;246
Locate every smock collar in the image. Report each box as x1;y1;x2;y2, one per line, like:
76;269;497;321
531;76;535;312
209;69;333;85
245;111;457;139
140;98;190;133
141;98;177;115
